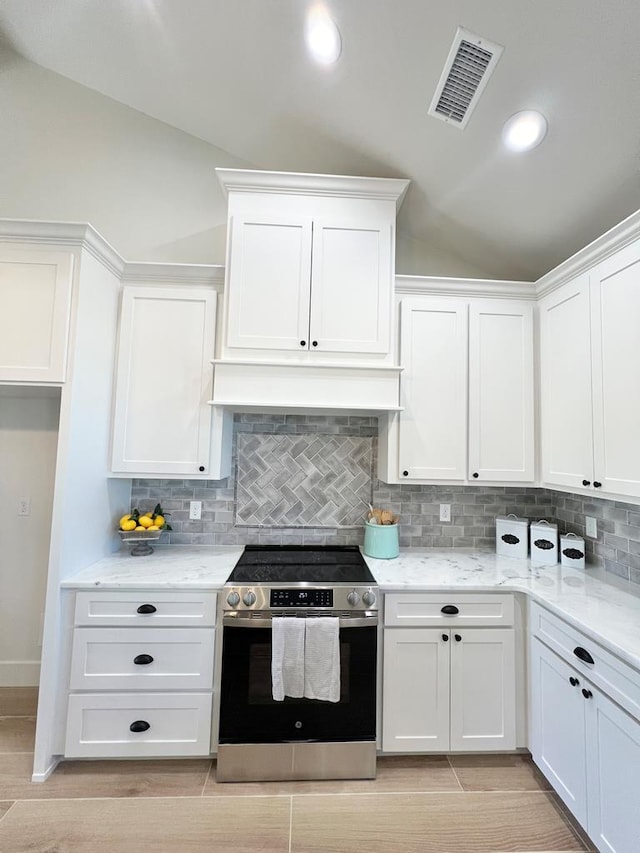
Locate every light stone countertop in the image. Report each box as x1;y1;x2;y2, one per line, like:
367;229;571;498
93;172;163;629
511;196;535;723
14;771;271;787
62;545;640;671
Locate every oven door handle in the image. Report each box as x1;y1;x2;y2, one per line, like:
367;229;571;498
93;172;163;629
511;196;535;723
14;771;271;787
223;615;378;629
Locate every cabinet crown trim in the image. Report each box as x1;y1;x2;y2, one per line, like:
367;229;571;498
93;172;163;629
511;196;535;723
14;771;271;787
216;168;410;211
396;275;536;299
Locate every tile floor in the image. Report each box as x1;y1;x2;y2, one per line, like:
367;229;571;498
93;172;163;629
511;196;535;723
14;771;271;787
0;688;596;852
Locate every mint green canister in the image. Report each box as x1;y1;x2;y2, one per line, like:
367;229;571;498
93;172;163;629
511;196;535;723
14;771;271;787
363;521;399;559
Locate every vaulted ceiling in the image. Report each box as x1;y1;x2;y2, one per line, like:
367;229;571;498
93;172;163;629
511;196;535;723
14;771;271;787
1;0;640;280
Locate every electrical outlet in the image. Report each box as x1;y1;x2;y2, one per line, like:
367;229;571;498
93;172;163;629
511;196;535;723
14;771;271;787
585;516;597;538
439;503;451;523
189;500;202;521
18;497;30;516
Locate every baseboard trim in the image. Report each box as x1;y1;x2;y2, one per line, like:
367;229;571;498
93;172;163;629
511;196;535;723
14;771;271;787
31;757;59;783
0;661;41;687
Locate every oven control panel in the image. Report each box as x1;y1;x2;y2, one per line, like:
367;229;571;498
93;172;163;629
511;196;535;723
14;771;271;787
270;588;333;608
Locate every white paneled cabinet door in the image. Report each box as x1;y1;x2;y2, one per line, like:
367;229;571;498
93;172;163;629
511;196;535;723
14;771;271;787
449;628;516;751
398;298;467;480
309;215;391;354
0;249;73;382
111;286;217;476
590;240;640;498
225;215;313;351
587;690;640;853
468;300;534;482
382;628;450;752
539;274;594;490
529;638;588;826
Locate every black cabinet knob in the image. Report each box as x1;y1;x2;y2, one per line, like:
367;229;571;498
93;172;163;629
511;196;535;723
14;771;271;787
573;646;595;665
402;470;409;477
300;340;306;347
133;654;154;666
593;481;602;488
472;472;479;479
581;688;593;700
312;340;318;347
569;676;579;687
582;479;591;487
442;633;449;642
129;720;150;733
136;604;157;614
440;605;459;615
454;633;462;642
199;465;205;472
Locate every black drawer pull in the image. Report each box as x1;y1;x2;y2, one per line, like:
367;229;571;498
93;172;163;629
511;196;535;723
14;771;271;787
454;633;462;642
593;481;602;488
569;676;579;687
129;720;150;733
582;479;591;486
136;604;157;614
133;654;154;666
573;646;594;665
441;605;459;615
581;688;593;700
442;633;449;642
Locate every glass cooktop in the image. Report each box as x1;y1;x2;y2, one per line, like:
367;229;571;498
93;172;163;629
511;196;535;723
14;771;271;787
226;545;376;585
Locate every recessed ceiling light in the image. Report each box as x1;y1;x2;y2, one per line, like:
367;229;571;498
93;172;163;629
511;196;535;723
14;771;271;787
502;110;548;152
305;6;342;65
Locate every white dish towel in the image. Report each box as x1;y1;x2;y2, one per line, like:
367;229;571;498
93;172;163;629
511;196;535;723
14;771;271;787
271;617;305;701
303;617;341;703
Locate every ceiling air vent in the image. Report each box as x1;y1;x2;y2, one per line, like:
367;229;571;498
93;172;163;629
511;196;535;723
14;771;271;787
428;27;504;129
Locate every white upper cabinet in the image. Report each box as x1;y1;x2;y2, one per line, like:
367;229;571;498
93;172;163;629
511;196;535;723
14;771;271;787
540;237;640;499
0;248;73;383
390;295;534;484
111;285;231;478
218;169;407;362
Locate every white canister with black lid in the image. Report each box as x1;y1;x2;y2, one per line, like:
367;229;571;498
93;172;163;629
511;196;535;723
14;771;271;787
530;519;558;565
496;514;529;558
560;532;586;569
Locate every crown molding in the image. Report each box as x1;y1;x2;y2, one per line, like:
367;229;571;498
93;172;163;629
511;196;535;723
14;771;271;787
216;168;410;211
121;261;225;286
0;219;124;278
395;274;536;300
535;208;640;297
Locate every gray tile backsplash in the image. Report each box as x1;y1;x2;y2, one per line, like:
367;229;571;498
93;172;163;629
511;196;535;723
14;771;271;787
131;414;640;589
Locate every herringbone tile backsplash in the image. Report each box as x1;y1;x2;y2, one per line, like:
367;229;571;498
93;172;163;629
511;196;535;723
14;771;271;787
130;413;640;589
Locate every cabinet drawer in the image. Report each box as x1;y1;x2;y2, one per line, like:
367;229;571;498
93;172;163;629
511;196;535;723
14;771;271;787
74;591;217;627
530;601;640;722
65;692;212;758
69;628;214;690
384;593;514;627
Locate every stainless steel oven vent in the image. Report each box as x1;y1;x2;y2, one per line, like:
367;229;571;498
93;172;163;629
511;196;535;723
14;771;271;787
428;27;504;129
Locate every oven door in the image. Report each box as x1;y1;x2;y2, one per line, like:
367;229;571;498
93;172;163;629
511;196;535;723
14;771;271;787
218;615;377;744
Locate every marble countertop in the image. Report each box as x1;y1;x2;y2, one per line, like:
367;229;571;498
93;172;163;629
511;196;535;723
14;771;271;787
63;545;640;671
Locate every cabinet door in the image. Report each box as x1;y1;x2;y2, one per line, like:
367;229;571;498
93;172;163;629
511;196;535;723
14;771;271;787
586;690;640;853
468;300;534;481
591;240;640;497
0;249;73;382
398;298;467;480
226;214;313;351
309;215;392;354
450;628;516;750
111;286;217;475
529;638;588;826
382;628;450;752
539;275;594;489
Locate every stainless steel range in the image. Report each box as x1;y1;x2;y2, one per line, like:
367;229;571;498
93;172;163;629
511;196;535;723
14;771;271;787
217;545;378;782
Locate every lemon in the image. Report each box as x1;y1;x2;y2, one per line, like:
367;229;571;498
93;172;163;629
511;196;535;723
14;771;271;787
119;514;132;528
139;516;154;529
134;525;145;532
147;525;159;532
153;515;165;528
121;519;137;531
143;512;153;519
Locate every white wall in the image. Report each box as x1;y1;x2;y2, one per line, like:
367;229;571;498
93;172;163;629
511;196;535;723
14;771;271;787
0;53;492;279
0;389;60;686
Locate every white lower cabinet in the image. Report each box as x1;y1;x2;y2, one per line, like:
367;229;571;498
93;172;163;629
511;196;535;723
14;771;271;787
530;605;640;853
64;590;216;759
382;594;516;752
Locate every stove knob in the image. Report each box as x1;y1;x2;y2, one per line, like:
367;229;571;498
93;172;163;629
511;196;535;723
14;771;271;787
243;590;257;607
362;590;376;607
226;591;240;607
347;590;360;607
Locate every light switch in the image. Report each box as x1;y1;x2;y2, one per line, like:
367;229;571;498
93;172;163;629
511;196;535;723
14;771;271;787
585;516;597;538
